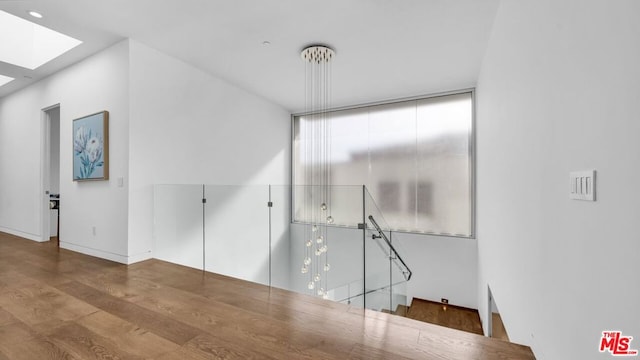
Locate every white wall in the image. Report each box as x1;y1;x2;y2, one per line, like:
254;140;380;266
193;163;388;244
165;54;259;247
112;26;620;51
128;41;291;264
0;38;290;268
0;89;45;240
0;41;130;263
396;233;477;309
476;1;640;359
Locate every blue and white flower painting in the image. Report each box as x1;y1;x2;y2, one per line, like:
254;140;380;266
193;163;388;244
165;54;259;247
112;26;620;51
73;112;108;180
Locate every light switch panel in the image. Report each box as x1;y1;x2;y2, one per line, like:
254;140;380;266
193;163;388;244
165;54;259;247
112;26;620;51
569;170;595;201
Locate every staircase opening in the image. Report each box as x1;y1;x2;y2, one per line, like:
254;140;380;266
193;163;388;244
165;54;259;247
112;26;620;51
392;297;484;335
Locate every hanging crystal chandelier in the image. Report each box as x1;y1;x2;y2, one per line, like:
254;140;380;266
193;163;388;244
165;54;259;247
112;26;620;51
300;45;335;299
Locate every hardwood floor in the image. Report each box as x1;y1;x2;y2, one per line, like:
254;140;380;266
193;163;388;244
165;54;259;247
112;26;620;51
0;232;535;359
492;313;510;342
405;298;484;335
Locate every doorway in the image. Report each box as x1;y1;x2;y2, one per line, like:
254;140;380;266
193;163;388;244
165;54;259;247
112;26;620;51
42;105;61;245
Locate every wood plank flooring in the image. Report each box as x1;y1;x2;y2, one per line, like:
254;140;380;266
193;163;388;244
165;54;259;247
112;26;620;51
405;298;484;335
492;313;510;342
0;232;535;359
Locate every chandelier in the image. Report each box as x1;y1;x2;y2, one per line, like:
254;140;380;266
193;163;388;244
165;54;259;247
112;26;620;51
300;45;335;299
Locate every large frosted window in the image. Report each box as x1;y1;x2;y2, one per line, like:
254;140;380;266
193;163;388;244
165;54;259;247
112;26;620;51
293;91;474;237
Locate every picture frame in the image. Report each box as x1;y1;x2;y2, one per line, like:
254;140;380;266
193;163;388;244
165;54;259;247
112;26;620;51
73;111;109;181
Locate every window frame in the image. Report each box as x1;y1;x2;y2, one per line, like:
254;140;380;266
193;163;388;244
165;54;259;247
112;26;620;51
290;88;476;239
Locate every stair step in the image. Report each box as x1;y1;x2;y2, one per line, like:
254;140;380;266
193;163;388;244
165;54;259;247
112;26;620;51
406;298;483;335
394;304;409;317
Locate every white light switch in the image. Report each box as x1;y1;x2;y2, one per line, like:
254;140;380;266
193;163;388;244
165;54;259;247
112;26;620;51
117;177;124;187
569;170;596;201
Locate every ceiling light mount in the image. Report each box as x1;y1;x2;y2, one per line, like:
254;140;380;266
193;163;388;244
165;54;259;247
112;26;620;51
300;45;335;64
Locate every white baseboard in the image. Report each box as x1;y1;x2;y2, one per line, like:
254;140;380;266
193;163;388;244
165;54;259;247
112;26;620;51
0;227;45;242
1;230;153;265
60;241;129;264
59;241;153;265
127;251;153;264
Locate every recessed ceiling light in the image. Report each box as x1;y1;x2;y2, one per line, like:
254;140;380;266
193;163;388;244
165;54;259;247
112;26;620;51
28;11;43;19
262;41;271;46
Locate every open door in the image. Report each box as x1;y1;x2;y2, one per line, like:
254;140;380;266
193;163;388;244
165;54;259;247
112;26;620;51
41;104;61;245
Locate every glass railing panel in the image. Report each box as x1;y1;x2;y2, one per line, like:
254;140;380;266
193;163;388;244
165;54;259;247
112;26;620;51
336;293;365;308
345;294;365;308
387;230;411;281
327;277;407;315
290;185;365;298
153;184;204;270
391;280;409;316
204;185;270;286
323;225;364;292
363;187;413;313
289;217;365;297
364;234;392;294
269;185;292;291
327;278;365;309
365;188;412;280
365;281;408;314
364;188;391;310
388;231;410;315
364;287;392;312
153;183;412;314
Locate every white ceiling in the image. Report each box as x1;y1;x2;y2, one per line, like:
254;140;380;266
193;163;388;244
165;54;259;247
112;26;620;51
0;0;500;112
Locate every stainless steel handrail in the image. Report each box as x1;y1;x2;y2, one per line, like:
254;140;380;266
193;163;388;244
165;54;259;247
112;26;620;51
368;215;413;281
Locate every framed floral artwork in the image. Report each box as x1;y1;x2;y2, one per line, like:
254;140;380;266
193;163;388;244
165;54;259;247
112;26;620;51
73;111;109;181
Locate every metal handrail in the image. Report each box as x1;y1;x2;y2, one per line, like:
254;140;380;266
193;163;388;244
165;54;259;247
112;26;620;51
368;215;413;281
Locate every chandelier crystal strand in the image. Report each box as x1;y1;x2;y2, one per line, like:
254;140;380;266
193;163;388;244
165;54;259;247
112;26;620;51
303;49;311;283
323;47;329;298
325;46;332;298
301;45;335;297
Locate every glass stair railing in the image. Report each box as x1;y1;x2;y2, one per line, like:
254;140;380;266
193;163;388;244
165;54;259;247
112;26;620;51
328;278;409;315
153;184;412;316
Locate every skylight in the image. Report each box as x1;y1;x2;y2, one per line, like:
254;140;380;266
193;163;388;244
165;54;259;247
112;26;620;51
0;75;14;87
0;10;82;70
